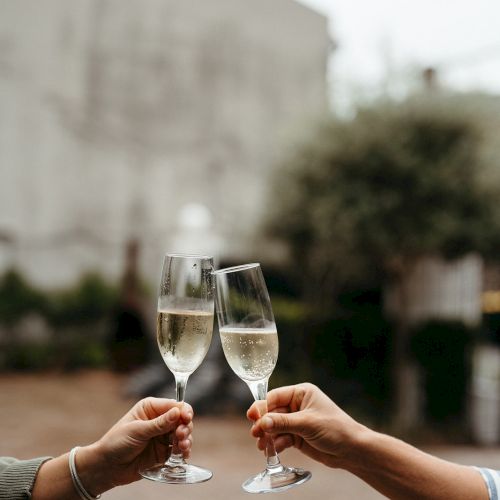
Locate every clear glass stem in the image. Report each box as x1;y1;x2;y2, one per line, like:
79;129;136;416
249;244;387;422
165;372;190;466
246;378;283;472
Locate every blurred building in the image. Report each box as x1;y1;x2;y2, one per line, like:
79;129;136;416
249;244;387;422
0;0;329;288
384;254;483;327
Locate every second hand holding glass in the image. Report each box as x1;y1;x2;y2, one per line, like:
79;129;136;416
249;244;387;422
140;253;214;484
214;263;311;493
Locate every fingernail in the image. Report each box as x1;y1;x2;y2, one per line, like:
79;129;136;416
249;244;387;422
261;416;273;430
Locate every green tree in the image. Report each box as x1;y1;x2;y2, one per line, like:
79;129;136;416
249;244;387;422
266;96;500;427
0;269;47;326
45;272;117;327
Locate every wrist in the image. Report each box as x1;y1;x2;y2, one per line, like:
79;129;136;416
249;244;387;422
337;423;376;471
76;443;115;496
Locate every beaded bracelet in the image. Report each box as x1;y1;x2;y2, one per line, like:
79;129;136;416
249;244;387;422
69;447;101;500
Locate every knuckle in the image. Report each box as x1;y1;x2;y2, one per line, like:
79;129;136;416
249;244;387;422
276;413;289;430
154;417;165;433
301;382;316;392
141;397;155;412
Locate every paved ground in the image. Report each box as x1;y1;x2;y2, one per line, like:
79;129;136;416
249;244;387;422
1;371;499;499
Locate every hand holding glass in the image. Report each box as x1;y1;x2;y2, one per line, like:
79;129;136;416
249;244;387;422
214;263;311;493
140;253;214;484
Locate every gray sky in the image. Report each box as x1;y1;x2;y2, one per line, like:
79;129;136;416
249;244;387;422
298;0;500;111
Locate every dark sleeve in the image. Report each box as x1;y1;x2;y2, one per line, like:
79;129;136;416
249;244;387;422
0;457;52;500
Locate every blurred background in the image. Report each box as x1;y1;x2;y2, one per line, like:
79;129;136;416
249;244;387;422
1;0;500;498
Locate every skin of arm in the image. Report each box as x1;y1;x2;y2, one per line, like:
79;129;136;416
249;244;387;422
247;383;488;500
31;397;193;499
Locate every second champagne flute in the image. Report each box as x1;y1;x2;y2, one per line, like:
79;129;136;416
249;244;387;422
214;263;311;493
140;253;214;484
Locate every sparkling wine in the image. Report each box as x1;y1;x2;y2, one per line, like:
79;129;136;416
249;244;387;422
157;309;214;374
219;326;279;381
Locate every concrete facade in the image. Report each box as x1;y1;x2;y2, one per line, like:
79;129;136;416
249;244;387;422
0;0;329;288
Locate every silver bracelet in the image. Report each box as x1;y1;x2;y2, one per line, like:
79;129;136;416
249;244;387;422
69;446;101;500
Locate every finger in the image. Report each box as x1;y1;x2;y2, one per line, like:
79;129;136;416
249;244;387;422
177;437;192;453
250;423;264;439
246;403;261;422
136;397;182;420
272;434;295;453
266;384;309;412
256;436;266;451
181;422;194;434
257;436;327;465
180;403;194;424
250;407;290;437
251;407;288;436
175;424;192;441
130;407;180;441
257;411;307;436
246;400;268;421
256;433;294;452
118;397;178;425
182;440;191;459
270;406;292;414
265;386;297;412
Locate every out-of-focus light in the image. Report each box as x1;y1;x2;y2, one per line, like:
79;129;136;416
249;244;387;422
482;290;500;313
178;203;213;230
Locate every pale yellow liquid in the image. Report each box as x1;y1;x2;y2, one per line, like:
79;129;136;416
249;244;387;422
157;309;214;373
219;326;278;381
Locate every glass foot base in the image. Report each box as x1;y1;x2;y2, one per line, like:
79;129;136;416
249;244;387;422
140;463;213;484
242;466;311;493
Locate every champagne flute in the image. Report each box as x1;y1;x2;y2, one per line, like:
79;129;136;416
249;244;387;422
140;253;214;484
214;263;311;493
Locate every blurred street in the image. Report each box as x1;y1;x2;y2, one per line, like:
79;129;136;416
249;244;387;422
1;370;499;500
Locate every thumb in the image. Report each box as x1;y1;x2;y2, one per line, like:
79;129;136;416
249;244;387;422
131;407;180;441
259;411;307;436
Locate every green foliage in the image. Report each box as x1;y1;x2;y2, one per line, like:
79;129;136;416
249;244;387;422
53;333;109;370
45;273;118;327
0;336;108;372
0;341;56;371
272;296;309;323
267;97;500;303
0;269;118;371
0;269;47;326
411;320;475;424
268;291;392;420
309;291;393;416
0;270;118;328
271;296;311;386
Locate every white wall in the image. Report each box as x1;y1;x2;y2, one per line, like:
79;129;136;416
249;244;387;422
384;254;483;326
0;0;329;288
